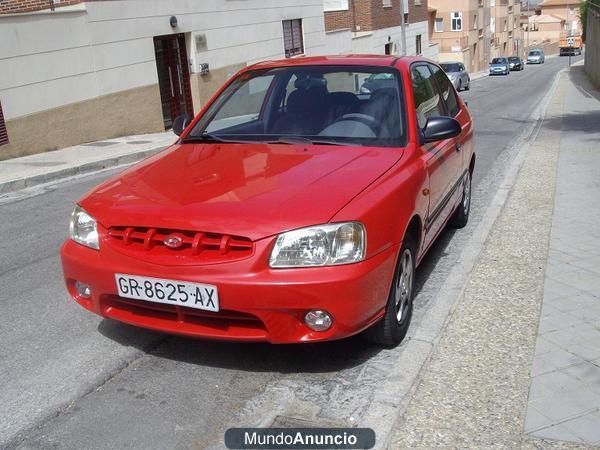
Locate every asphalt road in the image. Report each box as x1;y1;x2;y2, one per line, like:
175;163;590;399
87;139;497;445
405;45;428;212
0;55;581;449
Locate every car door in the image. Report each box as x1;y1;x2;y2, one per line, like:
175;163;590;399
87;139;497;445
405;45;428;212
410;64;460;246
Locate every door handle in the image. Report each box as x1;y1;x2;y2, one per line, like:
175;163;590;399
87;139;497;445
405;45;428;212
456;142;462;152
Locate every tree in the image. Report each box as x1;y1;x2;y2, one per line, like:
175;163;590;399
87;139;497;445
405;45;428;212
581;0;600;42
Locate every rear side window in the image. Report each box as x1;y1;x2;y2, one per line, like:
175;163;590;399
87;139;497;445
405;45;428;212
429;64;460;117
410;65;444;129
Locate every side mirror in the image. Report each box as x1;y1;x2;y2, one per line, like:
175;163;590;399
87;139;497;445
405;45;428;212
173;114;193;136
422;116;462;143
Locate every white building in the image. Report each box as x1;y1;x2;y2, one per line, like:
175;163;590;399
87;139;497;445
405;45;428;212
0;0;434;160
0;0;326;159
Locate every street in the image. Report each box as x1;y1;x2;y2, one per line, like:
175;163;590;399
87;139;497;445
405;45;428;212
0;55;583;449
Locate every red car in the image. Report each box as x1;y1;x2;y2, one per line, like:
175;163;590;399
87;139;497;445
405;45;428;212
61;55;474;346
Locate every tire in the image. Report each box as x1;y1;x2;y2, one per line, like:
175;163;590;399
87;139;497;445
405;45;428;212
450;171;471;229
465;79;470;91
458;80;462;91
366;237;416;347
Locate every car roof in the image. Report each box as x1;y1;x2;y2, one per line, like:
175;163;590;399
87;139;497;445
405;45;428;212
247;54;434;70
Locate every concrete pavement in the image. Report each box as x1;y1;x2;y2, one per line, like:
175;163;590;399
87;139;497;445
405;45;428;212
0;131;173;194
392;65;600;447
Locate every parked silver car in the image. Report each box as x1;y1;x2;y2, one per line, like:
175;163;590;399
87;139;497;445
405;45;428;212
440;62;470;91
527;49;545;64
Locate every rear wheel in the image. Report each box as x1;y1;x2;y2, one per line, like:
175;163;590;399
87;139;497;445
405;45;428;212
366;237;416;347
450;171;471;228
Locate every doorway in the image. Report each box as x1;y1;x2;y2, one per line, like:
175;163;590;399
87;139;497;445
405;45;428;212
153;34;194;129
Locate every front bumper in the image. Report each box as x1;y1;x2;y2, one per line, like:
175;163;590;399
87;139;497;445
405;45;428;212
60;238;399;343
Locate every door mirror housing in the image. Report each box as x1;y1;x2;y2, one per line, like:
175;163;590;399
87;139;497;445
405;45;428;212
422;116;462;143
173;114;193;136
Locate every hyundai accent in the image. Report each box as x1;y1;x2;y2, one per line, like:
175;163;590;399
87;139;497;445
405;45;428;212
61;55;474;346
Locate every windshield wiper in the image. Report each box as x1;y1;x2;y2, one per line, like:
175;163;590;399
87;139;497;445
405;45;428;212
271;136;361;147
181;132;232;143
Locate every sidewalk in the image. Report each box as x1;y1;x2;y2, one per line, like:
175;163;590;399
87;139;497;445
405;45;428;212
391;65;600;447
0;131;174;194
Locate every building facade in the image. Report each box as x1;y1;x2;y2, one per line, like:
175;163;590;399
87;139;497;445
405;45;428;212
490;0;522;59
538;0;582;33
0;0;327;159
429;0;522;73
429;0;491;73
0;0;440;160
323;0;438;60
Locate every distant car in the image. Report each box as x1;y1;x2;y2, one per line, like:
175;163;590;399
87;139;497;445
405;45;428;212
508;56;524;71
527;50;545;64
490;57;510;76
360;72;396;93
440;62;470;91
60;55;475;347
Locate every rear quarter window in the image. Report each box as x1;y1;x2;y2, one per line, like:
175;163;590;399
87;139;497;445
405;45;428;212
411;65;444;129
429;64;460;118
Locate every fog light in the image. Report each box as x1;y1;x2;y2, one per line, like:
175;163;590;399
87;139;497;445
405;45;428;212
304;310;332;332
74;281;91;298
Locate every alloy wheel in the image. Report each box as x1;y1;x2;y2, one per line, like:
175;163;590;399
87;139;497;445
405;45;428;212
463;172;471;214
395;249;413;324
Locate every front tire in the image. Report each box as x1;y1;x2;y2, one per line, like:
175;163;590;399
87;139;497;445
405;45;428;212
366;237;416;347
450;171;471;228
458;80;462;91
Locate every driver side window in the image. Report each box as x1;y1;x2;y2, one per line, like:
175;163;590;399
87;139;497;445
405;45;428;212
410;65;443;129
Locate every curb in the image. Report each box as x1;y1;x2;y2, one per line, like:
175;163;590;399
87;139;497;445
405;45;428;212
362;68;566;449
0;146;166;196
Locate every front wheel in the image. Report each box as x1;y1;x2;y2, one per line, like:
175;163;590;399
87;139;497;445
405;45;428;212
366;237;416;347
450;171;471;228
465;79;470;91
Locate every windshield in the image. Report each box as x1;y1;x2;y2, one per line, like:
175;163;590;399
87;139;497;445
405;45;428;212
440;63;461;73
187;66;406;147
508;57;519;61
492;58;507;64
529;51;541;56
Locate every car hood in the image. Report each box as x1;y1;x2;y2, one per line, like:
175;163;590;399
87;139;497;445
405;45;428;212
80;142;403;241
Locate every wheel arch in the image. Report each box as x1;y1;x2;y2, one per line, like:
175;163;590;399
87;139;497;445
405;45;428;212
403;214;423;257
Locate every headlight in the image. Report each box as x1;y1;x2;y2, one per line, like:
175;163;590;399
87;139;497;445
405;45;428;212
269;222;366;268
69;205;99;250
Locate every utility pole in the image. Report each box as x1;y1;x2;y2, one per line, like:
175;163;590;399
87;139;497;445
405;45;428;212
400;0;407;55
526;0;530;53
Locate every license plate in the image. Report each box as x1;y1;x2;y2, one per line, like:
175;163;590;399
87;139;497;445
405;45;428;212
115;273;219;312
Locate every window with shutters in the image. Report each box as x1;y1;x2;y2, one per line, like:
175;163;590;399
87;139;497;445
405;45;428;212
435;18;444;32
451;12;462;31
282;19;304;58
0;101;8;146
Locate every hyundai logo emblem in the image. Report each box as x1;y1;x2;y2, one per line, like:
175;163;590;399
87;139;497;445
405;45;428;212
163;234;184;249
